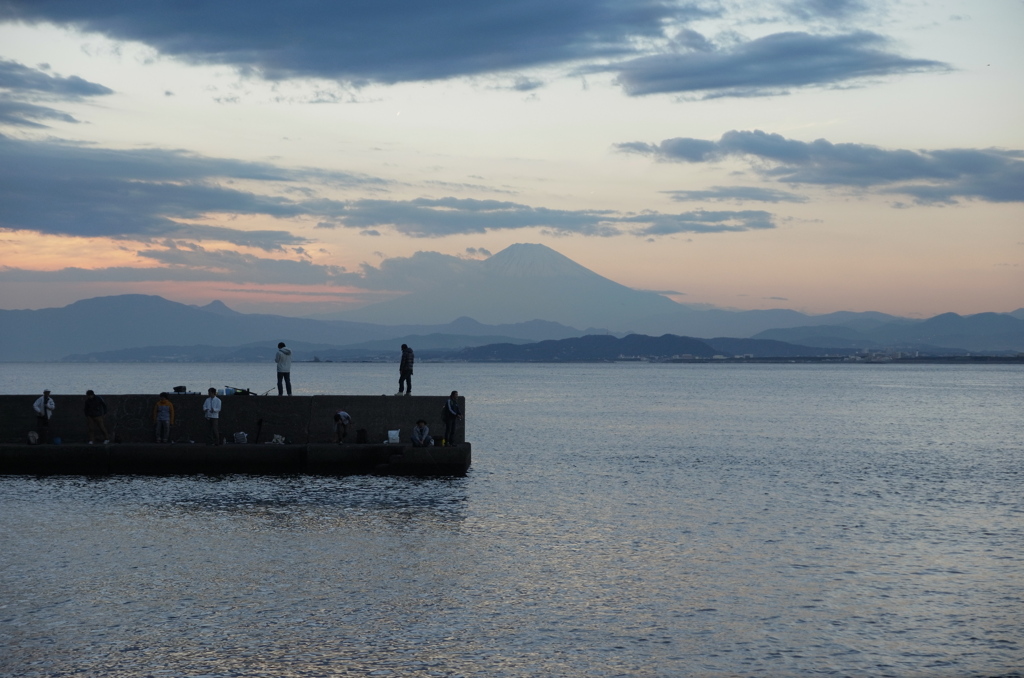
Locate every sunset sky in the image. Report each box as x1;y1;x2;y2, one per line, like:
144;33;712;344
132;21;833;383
0;0;1021;319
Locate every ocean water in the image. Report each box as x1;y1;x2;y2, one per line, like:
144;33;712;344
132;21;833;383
1;362;1022;677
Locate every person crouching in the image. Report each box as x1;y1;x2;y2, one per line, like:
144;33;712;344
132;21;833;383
411;419;434;447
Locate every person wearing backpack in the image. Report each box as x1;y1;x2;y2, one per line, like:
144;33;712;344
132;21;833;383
441;390;462;446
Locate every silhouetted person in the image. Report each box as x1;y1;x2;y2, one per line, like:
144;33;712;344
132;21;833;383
33;389;55;444
203;387;222;445
442;391;462;446
334;410;351;444
84;389;109;444
396;344;414;395
153;392;175;443
276;342;293;395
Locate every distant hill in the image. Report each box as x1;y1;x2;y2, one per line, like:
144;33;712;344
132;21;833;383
704;337;853;358
452;334;852;362
0;295;590;362
334;242;931;338
61;334;537;363
455;334;717;361
619;307;916;340
754;312;1024;353
2;243;1019;360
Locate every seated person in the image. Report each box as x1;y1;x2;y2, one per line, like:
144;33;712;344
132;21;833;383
410;419;434;447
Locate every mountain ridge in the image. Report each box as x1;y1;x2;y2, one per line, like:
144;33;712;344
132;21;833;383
1;244;1020;360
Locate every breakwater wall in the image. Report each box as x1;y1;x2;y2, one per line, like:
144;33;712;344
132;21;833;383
0;393;465;446
0;442;471;476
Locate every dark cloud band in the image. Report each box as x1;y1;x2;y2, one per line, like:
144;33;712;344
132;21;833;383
0;1;700;83
612;31;947;97
0;4;944;99
0;135;377;248
618;130;1024;204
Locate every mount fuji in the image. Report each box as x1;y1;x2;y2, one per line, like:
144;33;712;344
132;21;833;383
338;243;684;330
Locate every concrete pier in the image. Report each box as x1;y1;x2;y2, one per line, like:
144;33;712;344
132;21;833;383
0;393;469;476
0;442;471;476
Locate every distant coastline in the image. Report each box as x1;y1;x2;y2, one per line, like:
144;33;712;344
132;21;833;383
5;294;1024;362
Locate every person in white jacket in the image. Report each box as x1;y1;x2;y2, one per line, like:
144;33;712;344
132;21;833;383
203;387;222;445
33;389;55;443
275;342;293;396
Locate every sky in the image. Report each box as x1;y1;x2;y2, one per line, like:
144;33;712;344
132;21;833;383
0;0;1021;319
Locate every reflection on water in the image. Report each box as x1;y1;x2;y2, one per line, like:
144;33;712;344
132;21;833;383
2;363;1022;677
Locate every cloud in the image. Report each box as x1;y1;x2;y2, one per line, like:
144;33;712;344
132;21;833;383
784;0;870;21
0;133;786;249
0;135;383;247
0;244;485;294
665;186;808;203
618;129;1024;204
0;242;347;285
326;197;777;238
0;95;79;127
0;58;114;97
610;31;947;97
0;1;708;84
621;209;776;236
137;244;348;284
0;240;355;286
338;250;484;290
509;76;545;92
2;4;941;100
333;197;621;237
0;58;113;126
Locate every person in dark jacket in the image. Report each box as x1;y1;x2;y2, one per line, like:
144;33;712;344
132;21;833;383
396;344;414;396
442;391;462;446
275;342;293;396
84;389;109;444
334;410;352;444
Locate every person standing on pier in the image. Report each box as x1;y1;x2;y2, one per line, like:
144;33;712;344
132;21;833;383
153;393;175;443
396;343;414;396
275;342;293;396
203;388;222;445
84;390;110;444
442;391;462;446
33;389;55;444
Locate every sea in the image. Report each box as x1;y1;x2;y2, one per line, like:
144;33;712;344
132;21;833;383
1;362;1021;678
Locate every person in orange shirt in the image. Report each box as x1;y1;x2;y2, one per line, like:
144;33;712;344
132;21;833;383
153;392;175;443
